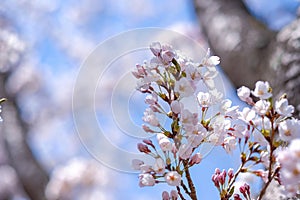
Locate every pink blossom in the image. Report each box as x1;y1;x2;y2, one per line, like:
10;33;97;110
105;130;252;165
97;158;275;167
153;157;165;174
251;81;272;99
188;134;204;148
278;118;300;141
164;171;181;186
201;70;218;89
275;98;294;117
180;109;198;127
171;100;183;114
145;93;158;105
220;99;239;118
140;164;152;173
139;173;156;187
207;56;220;66
253;100;270;115
131;159;144;170
202;48;220;67
174;77;194;98
178;144;193;160
158;137;172;152
142;108;160;127
253;130;268;146
197;92;211;108
185;63;202;82
277;139;300;195
237;86;251;102
150;42;162;56
223;136;236;154
238;107;256;123
230;124;246;138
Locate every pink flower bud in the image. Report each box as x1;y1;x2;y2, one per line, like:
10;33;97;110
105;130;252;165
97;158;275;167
211;174;219;187
228;168;234;182
137;143;151;154
234;194;242;200
162;191;169;200
143;139;155;149
189;153;202;166
142;124;156;133
215;168;221;175
170;190;178;200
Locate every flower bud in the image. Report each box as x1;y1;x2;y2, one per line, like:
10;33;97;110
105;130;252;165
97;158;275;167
137;143;151;154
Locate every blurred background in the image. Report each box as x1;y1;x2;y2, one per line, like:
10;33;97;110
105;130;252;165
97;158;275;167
0;0;299;199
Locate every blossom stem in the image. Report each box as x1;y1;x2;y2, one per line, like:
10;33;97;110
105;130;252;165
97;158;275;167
257;114;277;200
176;185;187;200
183;160;198;200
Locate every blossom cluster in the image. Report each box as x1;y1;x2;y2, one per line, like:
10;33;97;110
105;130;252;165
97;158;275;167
132;42;300;200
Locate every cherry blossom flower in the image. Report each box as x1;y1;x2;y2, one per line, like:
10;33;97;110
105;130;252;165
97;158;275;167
153;157;165;174
253;100;270;115
230;124;246;138
150;42;175;65
140;164;152;173
171;100;183;114
187;133;204;148
252;81;272;99
139;173;156;187
237;86;250;101
202;48;220;68
132;63;147;79
158;136;172;152
131;159;144;170
164;171;181;186
275;98;294;117
220;99;239;118
178;144;193;160
238;107;256;123
142;108;160;127
278;118;300;141
277;139;300;196
197;92;211;108
253;130;268;146
180;109;198;128
223;136;236;154
150;42;162;57
185;63;201;82
145;93;158;105
174;77;194;98
201;70;218;89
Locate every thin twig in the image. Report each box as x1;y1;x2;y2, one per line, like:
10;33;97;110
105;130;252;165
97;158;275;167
176;186;186;200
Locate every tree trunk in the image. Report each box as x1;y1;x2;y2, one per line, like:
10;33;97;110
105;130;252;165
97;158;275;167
0;15;49;200
193;0;300;117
